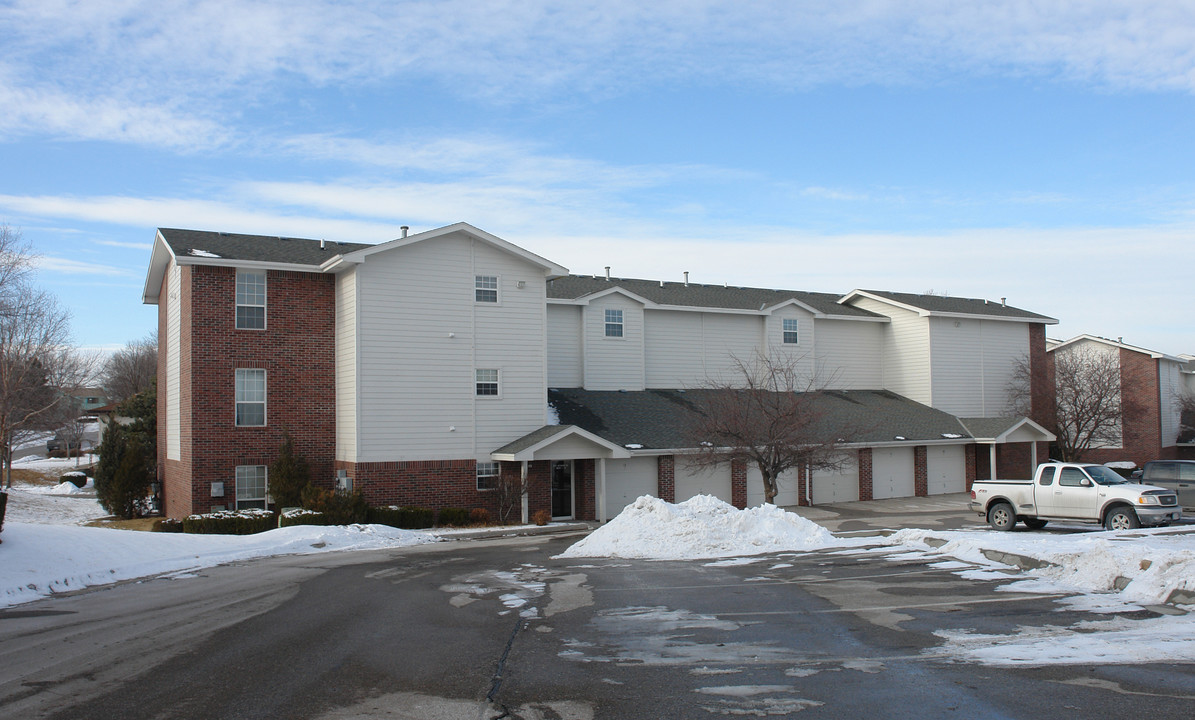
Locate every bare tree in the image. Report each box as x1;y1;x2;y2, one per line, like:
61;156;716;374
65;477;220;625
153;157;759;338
102;332;157;403
686;352;858;505
1177;390;1195;444
1011;345;1145;462
0;226;92;488
494;465;530;525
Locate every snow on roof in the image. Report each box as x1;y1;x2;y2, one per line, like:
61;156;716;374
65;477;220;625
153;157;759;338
188;248;221;258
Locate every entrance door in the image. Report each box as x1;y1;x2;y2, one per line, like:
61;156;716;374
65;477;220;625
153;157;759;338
551;460;574;519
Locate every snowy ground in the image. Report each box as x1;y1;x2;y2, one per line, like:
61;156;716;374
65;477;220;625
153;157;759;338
4;469;1194;667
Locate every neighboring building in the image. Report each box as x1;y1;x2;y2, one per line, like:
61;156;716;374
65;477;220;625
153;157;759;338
143;223;1057;521
1048;335;1195;465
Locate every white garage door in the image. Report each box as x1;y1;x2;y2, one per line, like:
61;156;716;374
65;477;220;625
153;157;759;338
871;447;915;499
675;458;733;504
811;455;860;505
603;457;659;518
926;446;966;495
746;466;801;507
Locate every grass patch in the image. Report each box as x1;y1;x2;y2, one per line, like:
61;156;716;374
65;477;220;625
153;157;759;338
85;517;159;532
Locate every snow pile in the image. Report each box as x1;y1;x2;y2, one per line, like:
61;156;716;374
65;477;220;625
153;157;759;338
47;478;93;495
0;522;440;608
557;494;839;560
886;527;1195;607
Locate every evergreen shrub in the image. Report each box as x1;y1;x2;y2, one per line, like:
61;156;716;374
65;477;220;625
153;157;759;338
436;507;470;527
182;509;277;535
366;505;434;529
279;508;335;528
152;517;184;533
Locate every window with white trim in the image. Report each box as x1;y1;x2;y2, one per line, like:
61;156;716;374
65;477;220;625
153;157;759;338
782;318;799;344
476;369;499;396
235;368;266;426
605;309;623;337
475;275;498;303
236;271;266;329
476;461;499;490
236;465;268;509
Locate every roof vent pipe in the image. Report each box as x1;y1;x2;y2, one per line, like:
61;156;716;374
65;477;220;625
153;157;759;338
684;271;689;287
1001;297;1007;307
320;238;326;250
605;266;611;281
400;226;409;238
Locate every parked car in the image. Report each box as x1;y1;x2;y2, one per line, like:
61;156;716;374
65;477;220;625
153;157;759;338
970;462;1181;531
45;417;101;454
1138;460;1195;512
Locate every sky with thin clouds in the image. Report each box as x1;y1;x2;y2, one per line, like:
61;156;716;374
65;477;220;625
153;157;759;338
1;1;1192;355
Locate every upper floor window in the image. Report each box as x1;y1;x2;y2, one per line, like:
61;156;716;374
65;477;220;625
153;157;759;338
236;271;267;329
476;461;500;490
235;368;266;426
605;309;624;337
475;275;498;303
782;318;799;344
476;369;499;396
236;465;268;509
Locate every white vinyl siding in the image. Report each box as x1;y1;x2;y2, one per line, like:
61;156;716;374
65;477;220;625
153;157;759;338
849;298;931;405
811;319;883;390
674;457;733;503
335;269;358;461
929;317;1028;417
926;445;966;494
763;308;813;380
584;295;644;390
871;447;916;499
352;232;548;462
165;262;181;461
547;305;583;387
701;313;766;386
602;457;658;517
644;310;706;387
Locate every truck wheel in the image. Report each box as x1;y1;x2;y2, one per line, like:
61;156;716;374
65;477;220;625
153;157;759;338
987;502;1016;531
1104;507;1139;531
1023;518;1048;530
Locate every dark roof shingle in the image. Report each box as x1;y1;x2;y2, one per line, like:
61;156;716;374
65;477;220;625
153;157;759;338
158;228;372;267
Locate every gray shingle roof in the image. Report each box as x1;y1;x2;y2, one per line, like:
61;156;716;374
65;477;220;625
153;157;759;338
856;290;1055;322
492;425;580;455
547;388;972;450
547;275;883;317
158;229;372;267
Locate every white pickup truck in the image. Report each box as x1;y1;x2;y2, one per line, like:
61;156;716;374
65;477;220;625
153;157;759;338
970;462;1182;531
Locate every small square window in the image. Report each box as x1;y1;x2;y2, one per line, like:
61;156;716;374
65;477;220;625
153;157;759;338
605;309;623;338
236;465;268;509
782;318;799;344
476;369;499;396
477;461;499;490
236;271;267;329
475;275;498;303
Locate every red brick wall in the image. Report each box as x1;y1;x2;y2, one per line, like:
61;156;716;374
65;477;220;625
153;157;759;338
658;455;675;502
730;459;747;508
1082;349;1164;467
166;265;337;518
914;446;928;497
996;443;1033;479
575;459;596;520
965;444;977;490
1029;324;1055;431
857;448;873;501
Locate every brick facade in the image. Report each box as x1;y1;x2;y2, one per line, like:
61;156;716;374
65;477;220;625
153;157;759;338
657;455;676;503
730;459;747;509
857;448;873;501
913;446;928;497
965;444;977;490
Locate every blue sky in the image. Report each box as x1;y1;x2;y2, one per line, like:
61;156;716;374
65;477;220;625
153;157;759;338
1;1;1192;355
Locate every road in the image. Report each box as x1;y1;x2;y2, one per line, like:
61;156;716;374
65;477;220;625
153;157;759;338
1;530;1193;719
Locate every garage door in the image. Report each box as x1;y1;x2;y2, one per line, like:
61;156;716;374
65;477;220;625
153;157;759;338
603;457;659;517
746;466;801;507
811;455;860;505
675;458;733;504
871;447;915;499
926;446;966;495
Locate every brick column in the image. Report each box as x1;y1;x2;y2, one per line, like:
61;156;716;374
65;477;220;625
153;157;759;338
914;446;928;497
858;448;873;501
730;459;747;508
965;444;977;491
657;455;675;503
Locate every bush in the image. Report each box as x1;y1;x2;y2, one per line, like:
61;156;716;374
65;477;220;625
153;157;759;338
436;507;470;527
60;471;87;488
152;517;184;533
182;509;277;535
0;491;7;538
469;507;491;525
94;423;152;519
301;486;368;524
366;505;434;529
278;508;337;528
269;433;312;508
532;509;551;526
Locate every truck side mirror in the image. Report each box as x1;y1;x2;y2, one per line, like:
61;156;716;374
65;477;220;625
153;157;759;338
1080;478;1092;487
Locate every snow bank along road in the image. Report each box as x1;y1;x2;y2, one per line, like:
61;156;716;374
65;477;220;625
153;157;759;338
3;504;1195;719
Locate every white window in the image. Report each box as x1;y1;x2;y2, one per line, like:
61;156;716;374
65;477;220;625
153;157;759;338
476;369;499;396
475;275;498;303
605;309;624;338
783;318;799;344
235;369;266;426
236;465;268;509
236;271;267;329
476;461;500;490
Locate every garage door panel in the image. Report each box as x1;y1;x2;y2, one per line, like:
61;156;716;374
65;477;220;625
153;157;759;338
811;456;859;505
926;446;966;495
676;459;732;504
872;447;915;500
746;466;801;507
604;457;658;517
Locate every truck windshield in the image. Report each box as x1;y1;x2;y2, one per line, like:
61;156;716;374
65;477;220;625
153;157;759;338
1084;466;1128;485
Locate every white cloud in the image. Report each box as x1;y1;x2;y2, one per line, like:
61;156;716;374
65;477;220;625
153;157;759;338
33;256;137;277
